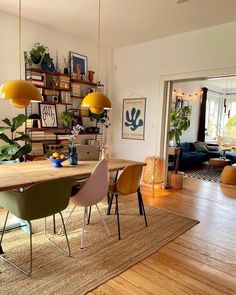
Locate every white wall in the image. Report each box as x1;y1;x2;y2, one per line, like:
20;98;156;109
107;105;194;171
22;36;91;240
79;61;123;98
111;21;236;161
0;10;109;122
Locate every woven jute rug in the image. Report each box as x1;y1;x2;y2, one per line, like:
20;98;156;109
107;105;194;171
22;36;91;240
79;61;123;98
0;198;199;295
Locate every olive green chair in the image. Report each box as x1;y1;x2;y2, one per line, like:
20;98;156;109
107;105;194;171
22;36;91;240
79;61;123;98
0;177;75;276
107;164;148;239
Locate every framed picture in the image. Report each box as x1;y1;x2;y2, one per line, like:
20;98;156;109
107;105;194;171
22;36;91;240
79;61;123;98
122;98;146;140
181;99;189;108
175;96;182;110
69;51;88;78
39;103;58;128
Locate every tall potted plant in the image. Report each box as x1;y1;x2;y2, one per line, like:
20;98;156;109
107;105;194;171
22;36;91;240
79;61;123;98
0;114;31;162
168;106;191;189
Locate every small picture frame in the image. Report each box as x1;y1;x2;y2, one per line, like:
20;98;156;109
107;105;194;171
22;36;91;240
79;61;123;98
175;96;182;110
181;99;189;108
69;51;88;78
39;103;58;128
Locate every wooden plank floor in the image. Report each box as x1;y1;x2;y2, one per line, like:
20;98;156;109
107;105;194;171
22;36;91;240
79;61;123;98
89;177;236;295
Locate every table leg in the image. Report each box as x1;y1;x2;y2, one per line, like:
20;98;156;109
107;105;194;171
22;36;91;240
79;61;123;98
137;186;143;215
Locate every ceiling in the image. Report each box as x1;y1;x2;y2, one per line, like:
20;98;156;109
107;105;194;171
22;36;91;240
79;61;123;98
1;0;236;48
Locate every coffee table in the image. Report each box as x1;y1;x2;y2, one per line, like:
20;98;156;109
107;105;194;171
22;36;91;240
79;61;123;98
208;158;231;170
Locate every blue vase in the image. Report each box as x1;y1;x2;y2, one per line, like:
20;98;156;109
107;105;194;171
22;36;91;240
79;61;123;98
69;146;78;165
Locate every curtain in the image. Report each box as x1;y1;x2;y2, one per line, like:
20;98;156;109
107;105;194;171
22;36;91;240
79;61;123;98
197;87;208;142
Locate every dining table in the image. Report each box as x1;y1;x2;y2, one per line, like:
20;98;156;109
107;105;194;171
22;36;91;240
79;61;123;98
0;158;146;254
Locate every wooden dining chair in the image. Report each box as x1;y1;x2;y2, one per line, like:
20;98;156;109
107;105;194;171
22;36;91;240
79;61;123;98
0;177;75;276
107;164;148;239
59;159;110;249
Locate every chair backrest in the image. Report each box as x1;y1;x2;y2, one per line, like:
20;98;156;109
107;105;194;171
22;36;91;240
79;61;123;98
116;164;143;195
0;177;76;221
71;159;109;207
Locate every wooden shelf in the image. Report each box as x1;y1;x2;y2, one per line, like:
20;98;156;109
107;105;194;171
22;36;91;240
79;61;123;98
32;84;71;92
39;101;73;106
71;79;104;87
70;95;83;99
26;67;70;77
26;127;72;132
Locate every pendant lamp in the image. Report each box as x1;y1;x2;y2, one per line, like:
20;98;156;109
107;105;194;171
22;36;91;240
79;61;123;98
0;0;41;108
81;0;111;115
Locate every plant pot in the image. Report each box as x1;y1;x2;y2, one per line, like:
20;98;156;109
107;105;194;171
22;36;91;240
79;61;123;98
169;171;184;189
31;53;42;64
0;159;20;165
64;68;69;75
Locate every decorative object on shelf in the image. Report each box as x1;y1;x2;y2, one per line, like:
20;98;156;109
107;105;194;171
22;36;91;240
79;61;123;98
69;51;88;78
63;56;69;75
28;113;41;128
60;111;76;128
39;103;58;128
41;53;55;72
90;109;110;128
88;71;95;83
76;64;81;80
122;97;146;140
0;0;41;108
0;114;31;161
81;0;111;115
85;126;100;133
24;42;48;67
169;106;191;145
68;124;84;165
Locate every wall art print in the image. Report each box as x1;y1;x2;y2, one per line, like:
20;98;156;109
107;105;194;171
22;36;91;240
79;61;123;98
39;103;58;128
122;98;146;140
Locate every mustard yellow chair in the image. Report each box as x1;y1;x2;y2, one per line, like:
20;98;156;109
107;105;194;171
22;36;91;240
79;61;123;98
0;177;75;275
220;165;236;198
107;164;148;239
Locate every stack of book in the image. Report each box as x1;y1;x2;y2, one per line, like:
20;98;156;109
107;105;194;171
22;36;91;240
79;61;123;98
59;75;70;89
44;132;57;141
28;131;45;141
31;143;44;155
26;72;45;87
61;91;71;103
71;83;81;97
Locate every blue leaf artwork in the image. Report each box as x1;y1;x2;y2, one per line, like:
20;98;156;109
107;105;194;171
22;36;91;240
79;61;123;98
124;107;143;131
122;98;146;140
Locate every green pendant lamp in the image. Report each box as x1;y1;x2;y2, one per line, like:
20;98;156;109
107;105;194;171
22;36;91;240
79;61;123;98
81;0;111;115
0;0;42;108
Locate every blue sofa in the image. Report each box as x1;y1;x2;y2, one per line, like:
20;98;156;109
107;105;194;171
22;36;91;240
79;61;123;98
178;142;236;171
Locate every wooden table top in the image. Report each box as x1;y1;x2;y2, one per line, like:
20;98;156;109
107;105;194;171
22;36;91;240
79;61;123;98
0;158;145;192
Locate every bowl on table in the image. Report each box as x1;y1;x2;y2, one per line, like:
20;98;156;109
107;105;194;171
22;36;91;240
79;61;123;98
45;152;69;168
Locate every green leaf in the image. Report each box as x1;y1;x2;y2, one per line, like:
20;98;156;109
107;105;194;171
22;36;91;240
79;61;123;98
11;144;32;160
14;134;29;141
0;144;19;156
16;131;24;135
0;133;13;144
2;118;12;127
11;114;27;132
0;154;11;161
0;126;10;134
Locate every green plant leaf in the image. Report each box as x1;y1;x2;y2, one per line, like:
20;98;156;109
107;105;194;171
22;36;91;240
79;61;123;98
0;154;11;161
0;126;10;134
11;144;32;160
14;134;29;141
2;118;12;127
16;131;24;135
0;144;19;156
0;133;13;144
11;114;27;132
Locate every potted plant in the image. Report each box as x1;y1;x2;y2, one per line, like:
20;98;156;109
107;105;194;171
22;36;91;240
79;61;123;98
168;106;191;189
24;42;48;66
89;109;110;128
0;114;31;162
60;111;77;129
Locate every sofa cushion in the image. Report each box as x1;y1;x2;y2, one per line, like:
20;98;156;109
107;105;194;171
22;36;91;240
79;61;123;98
207;145;219;151
195;152;209;162
179;142;191;152
226;152;236;164
207;151;222;158
194;142;208;152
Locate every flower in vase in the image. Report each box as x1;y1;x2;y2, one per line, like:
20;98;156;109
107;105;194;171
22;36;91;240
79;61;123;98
69;124;84;148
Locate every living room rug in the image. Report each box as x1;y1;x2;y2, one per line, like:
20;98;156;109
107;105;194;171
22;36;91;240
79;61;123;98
0;199;199;295
185;168;221;183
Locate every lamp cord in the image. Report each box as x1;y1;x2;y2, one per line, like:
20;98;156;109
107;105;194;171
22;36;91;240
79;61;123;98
97;0;101;87
19;0;22;80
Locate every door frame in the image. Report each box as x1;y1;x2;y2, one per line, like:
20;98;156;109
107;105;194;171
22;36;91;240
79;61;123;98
158;66;236;187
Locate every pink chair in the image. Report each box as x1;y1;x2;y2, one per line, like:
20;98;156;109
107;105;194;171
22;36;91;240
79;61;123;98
60;159;110;248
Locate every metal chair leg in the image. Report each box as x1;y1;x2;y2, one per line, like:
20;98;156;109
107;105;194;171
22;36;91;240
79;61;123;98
115;194;121;240
87;206;92;225
44;213;71;257
96;204;110;236
81;207;88;249
1;211;33;276
137;187;144;215
57;205;77;235
139;194;148;227
107;193;114;215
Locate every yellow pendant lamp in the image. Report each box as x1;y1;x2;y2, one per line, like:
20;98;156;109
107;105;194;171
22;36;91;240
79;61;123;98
81;0;111;115
0;0;41;108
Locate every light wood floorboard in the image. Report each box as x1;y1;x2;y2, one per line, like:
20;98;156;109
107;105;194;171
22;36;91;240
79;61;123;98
91;177;236;295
